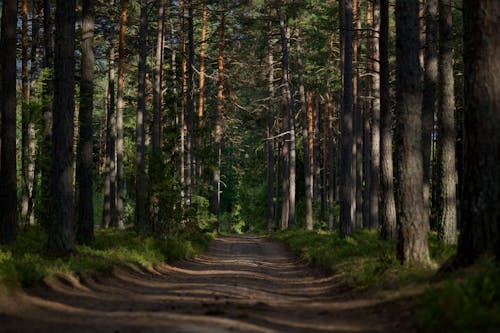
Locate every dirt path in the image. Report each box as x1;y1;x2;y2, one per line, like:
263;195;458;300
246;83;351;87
0;235;414;332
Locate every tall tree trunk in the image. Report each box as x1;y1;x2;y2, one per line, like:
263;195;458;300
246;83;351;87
152;0;166;156
370;0;381;229
197;0;207;179
395;0;430;265
339;0;355;236
297;29;313;231
278;7;296;229
0;0;18;245
353;0;362;229
213;11;225;231
179;0;186;203
307;91;315;225
186;0;195;200
103;44;117;229
362;0;372;229
453;0;500;267
436;0;457;244
135;0;148;232
379;0;397;240
21;0;32;228
48;0;76;252
422;0;438;229
39;0;54;230
76;0;95;244
266;17;276;231
115;0;127;228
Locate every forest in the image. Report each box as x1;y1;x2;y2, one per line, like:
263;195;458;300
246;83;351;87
0;0;499;331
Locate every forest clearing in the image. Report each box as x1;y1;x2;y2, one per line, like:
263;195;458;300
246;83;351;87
1;0;499;332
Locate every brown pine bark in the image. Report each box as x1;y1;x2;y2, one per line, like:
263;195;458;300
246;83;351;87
135;0;148;232
0;0;18;244
266;17;276;231
453;0;500;267
339;0;355;236
115;0;127;229
197;0;207;179
353;0;362;229
370;0;381;230
186;0;195;199
379;0;397;240
362;0;372;229
436;0;457;244
76;0;95;244
152;0;166;156
48;0;77;252
422;0;438;228
395;0;430;265
179;0;186;202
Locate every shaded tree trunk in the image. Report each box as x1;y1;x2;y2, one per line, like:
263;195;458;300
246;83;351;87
339;0;355;236
453;0;500;267
179;0;186;203
197;0;207;179
379;0;397;240
48;0;76;252
353;0;363;229
362;0;372;229
186;0;195;199
395;0;430;265
436;0;457;245
115;0;127;229
76;0;95;244
135;0;148;232
422;0;438;228
152;0;166;156
0;0;18;245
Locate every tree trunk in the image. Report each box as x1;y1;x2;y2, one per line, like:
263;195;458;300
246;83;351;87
278;6;295;229
39;0;54;230
362;0;372;229
454;0;500;267
179;0;186;204
370;0;381;230
152;0;166;156
395;0;430;265
197;0;207;179
422;0;438;229
339;0;355;236
103;44;117;229
436;0;457;245
48;0;76;252
379;0;397;240
213;11;225;231
186;0;195;200
135;0;148;232
115;0;127;229
353;0;362;230
0;0;18;245
297;29;313;231
76;0;95;244
266;17;276;231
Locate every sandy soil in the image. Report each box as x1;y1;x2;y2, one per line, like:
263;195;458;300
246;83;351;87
0;235;415;332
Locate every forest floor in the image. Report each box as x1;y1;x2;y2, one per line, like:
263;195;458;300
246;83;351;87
0;235;415;332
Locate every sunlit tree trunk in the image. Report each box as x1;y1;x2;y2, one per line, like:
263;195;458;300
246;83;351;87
48;0;76;252
0;0;18;245
76;0;95;244
135;0;148;232
186;0;195;199
339;0;355;236
115;0;127;229
453;0;500;267
395;0;430;265
152;0;166;156
436;0;457;244
379;0;397;240
297;29;313;231
197;0;207;179
213;11;225;231
266;16;276;231
362;0;372;229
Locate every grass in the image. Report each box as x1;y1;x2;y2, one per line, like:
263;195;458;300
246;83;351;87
271;229;500;332
0;227;213;289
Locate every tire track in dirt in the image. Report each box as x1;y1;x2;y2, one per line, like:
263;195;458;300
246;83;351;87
0;235;414;332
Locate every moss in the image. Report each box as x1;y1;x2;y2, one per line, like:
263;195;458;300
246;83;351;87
0;227;213;289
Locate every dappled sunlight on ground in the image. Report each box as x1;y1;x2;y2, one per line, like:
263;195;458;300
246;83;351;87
0;235;414;332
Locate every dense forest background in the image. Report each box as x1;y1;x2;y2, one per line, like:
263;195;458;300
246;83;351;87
0;0;499;330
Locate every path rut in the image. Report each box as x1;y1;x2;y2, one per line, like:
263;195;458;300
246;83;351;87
0;235;414;332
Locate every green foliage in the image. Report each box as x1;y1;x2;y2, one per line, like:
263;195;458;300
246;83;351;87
419;259;500;332
219;204;247;234
0;227;212;289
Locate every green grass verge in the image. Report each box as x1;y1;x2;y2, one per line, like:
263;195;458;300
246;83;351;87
0;227;213;289
271;229;500;332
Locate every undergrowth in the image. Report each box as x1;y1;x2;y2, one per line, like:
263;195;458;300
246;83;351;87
272;229;500;332
0;227;213;289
